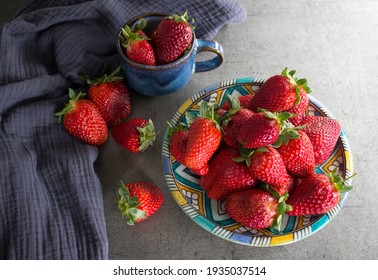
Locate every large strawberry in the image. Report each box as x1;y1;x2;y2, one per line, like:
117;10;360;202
151;11;194;65
276;130;315;178
80;66;131;127
184;102;222;173
286;169;353;216
55;89;108;146
301;115;342;165
225;187;291;230
111;118;156;152
199;147;257;200
119;19;156;65
248;68;311;113
117;181;163;225
236;146;293;196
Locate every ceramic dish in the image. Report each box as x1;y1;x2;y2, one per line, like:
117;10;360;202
162;77;354;246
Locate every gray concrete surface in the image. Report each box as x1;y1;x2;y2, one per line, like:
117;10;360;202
1;0;377;260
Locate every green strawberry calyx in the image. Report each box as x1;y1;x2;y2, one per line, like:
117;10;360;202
328;168;355;193
138;119;157;152
258;183;292;232
281;67;312;105
167;11;195;30
273;122;306;148
117;181;147;225
233;147;269;167
119;23;149;49
219;95;241;126
186;101;222;130
54;88;87;123
167;121;187;140
79;65;124;85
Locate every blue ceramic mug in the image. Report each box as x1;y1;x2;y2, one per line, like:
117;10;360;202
116;13;224;96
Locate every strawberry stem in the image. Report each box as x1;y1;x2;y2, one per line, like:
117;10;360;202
54;88;86;123
79;65;124;85
138;119;157;152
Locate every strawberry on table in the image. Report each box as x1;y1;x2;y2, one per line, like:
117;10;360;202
184;102;222;174
248;68;311;113
117;181;163;225
111;118;156;152
199;147;257;200
286;169;354;216
301;115;342;165
225;187;291;230
152;11;194;65
55;88;108;146
119;19;156;65
80;66;131;127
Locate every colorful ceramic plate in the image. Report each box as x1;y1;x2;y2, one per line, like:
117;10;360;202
162;77;354;246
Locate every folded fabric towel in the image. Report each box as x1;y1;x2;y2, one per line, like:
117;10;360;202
0;0;246;259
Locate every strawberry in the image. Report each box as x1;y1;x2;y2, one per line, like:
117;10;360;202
184;102;222;173
248;68;311;113
117;181;163;225
55;89;108;146
152;11;194;65
119;19;156;65
168;123;188;165
222;108;254;148
301;115;342;165
276;130;315;178
199;147;257;200
286;169;353;216
237;110;293;149
225;187;291;230
237;146;293;196
221;94;254;110
80;66;131;127
111;118;156;152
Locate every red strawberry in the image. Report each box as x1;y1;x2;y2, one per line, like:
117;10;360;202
225;187;291;230
111;118;156;152
222;108;254;148
286;87;309;126
286;169;353;216
119;20;156;65
55;89;108;146
200;147;257;200
238;146;293;196
237;110;291;149
301;116;342;164
80;66;131;127
152;12;194;65
117;181;163;225
276;130;315;178
248;68;311;113
184;102;222;173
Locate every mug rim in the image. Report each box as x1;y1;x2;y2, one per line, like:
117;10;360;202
116;12;196;70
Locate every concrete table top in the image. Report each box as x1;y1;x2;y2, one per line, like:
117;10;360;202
1;0;376;260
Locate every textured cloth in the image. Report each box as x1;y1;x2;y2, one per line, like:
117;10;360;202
0;0;246;259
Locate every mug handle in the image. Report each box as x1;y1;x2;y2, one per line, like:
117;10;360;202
194;39;224;72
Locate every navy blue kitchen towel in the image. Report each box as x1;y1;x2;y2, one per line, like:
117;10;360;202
0;0;246;259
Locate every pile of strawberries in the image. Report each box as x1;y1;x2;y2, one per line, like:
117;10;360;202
168;68;354;231
120;12;194;65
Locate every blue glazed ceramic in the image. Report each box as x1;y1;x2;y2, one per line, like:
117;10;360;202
117;13;224;96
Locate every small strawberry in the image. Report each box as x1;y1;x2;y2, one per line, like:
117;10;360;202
119;19;156;65
248;68;311;113
111;118;156;152
222;108;254;148
225;187;291;230
236;146;293;196
237;110;292;149
55;89;108;146
80;66;131;127
152;11;194;65
117;181;163;225
200;147;257;200
184;102;222;173
286;169;354;216
276;130;315;178
301;115;342;165
286;87;309;126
